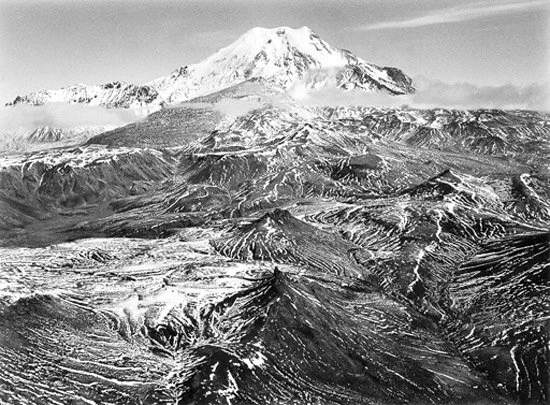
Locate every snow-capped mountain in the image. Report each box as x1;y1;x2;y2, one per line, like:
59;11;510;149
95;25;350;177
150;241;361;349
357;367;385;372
8;26;414;110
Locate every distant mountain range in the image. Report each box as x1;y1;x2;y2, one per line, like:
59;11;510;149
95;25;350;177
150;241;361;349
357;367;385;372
7;26;414;110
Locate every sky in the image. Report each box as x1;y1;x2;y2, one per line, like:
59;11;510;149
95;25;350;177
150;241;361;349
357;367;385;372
0;0;548;108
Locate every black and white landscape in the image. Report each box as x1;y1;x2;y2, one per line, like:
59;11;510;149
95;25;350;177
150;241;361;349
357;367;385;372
0;3;549;405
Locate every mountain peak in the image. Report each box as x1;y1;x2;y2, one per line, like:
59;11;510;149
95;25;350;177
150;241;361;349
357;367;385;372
8;26;414;109
242;25;313;34
228;26;312;54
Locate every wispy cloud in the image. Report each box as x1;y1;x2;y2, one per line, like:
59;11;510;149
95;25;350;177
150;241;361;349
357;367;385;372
291;77;549;111
356;0;548;31
411;77;549;110
0;103;140;133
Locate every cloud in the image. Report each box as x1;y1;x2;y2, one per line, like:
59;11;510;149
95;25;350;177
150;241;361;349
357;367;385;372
356;0;548;31
291;78;550;111
290;85;406;108
411;77;549;110
0;97;264;138
0;103;140;133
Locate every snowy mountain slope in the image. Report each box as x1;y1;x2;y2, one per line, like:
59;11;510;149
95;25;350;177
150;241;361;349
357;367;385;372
8;26;414;110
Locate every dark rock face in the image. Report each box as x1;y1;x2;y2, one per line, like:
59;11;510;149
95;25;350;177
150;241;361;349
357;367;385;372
382;67;415;94
0;95;548;404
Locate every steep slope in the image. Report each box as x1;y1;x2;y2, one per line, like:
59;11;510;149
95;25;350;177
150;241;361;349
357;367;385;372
8;26;414;110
